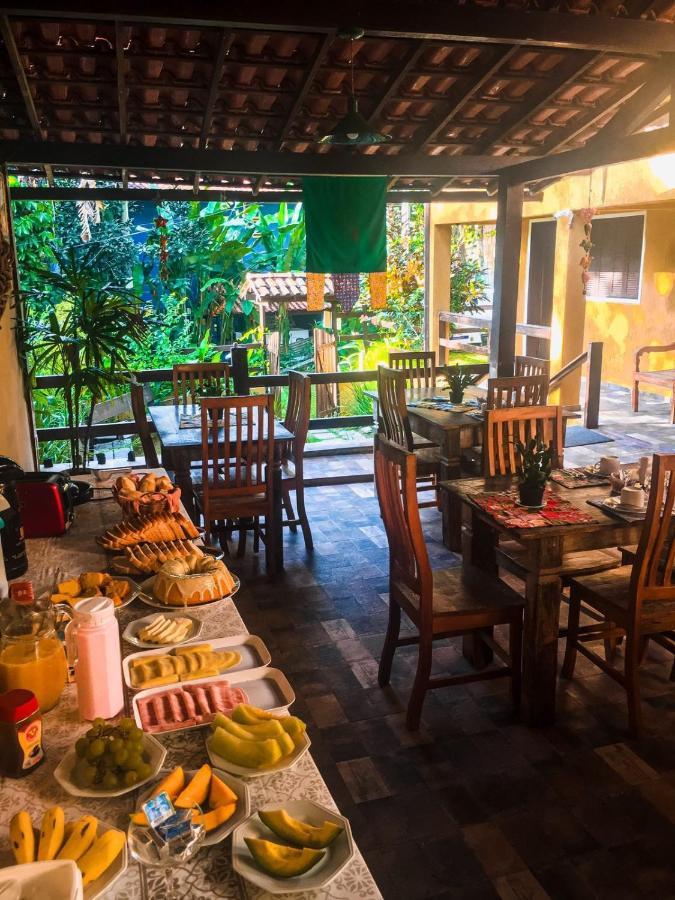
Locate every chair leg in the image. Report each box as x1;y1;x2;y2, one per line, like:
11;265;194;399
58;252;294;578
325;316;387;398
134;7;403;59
264;513;277;576
253;518;260;554
236;521;247;557
632;380;639;413
282;488;297;533
604;621;619;663
406;632;433;731
296;484;314;552
509;616;523;711
562;586;582;679
625;633;643;738
378;595;401;688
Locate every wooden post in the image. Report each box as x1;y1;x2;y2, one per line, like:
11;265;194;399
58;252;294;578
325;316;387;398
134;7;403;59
230;345;250;396
584;340;603;429
490;179;524;377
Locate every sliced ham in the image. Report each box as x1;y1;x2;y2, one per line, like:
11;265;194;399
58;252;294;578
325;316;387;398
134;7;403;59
135;680;248;733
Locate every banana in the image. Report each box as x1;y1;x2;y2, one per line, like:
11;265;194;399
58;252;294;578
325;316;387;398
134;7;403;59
57;814;98;861
9;811;34;864
77;829;126;886
38;806;65;861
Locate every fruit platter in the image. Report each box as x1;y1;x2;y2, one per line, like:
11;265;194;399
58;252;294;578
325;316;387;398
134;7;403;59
232;800;354;895
8;808;127;900
53;717;166;798
122;611;203;648
122;635;271;690
206;704;311;778
50;571;140;610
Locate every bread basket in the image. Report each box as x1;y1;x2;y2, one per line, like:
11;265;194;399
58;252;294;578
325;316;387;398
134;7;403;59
113;472;182;517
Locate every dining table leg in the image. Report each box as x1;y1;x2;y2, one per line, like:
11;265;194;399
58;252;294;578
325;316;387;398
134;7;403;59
270;449;284;576
439;430;463;551
165;447;197;522
461;509;496;668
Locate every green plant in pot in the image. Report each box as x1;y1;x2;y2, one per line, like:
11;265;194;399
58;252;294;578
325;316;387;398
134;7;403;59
191;378;222;403
515;437;554;507
445;365;474;405
21;243;149;473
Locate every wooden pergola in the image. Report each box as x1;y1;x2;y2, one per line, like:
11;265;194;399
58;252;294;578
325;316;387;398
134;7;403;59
0;2;674;380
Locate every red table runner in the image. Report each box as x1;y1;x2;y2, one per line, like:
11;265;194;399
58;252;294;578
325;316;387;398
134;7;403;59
470;489;595;528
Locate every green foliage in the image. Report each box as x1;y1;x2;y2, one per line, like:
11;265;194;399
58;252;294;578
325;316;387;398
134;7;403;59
515;437;554;486
445;365;475;404
450;224;493;315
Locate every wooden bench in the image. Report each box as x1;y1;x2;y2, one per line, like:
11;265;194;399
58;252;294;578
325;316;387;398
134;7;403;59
633;342;675;423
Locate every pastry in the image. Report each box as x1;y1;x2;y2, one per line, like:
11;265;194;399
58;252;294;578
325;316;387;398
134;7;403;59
51;572;131;608
97;512;199;550
153;554;236;606
112;539;203;575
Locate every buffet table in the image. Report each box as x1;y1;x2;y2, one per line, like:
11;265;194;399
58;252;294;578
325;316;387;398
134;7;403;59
0;479;381;899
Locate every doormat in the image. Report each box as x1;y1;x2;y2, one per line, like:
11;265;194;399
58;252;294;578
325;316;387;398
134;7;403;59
564;427;614;448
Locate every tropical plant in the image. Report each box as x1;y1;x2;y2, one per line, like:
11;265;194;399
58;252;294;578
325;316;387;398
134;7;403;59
515;437;554;486
445;365;475;404
21;243;149;469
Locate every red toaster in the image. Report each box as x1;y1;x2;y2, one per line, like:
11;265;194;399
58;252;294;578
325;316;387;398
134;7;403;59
15;473;76;538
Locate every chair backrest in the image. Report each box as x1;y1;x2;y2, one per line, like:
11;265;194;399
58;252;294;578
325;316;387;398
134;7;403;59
283;370;311;466
130;381;159;468
173;362;231;405
486;375;550;409
389;351;436;389
630;453;675;607
377;365;414;452
515;355;550;378
200;394;274;502
484;405;563;477
374;433;432;609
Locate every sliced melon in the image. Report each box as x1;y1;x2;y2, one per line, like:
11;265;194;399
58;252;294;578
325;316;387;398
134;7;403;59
259;809;343;849
209;774;238;808
174;764;211;808
245;837;324;878
207;728;283;769
279;716;306;741
192;803;236;832
232;704;276;726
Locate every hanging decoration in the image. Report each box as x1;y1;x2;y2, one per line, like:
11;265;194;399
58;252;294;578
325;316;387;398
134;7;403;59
368;272;387;309
304;175;387;314
154;214;169;282
578;207;596;295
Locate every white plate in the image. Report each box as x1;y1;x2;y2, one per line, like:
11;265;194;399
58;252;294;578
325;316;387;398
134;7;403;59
122;612;204;649
123;634;272;690
232;800;354;895
51;577;141;614
137;574;240;609
207;728;311;780
602;498;647;515
0;860;82;900
131;766;251;849
132;667;295;736
53;733;167;798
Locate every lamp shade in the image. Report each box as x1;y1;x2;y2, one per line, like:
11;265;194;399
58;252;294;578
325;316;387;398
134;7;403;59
317;97;391;146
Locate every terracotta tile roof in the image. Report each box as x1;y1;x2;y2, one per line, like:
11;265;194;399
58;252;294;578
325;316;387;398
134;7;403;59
238;272;335;312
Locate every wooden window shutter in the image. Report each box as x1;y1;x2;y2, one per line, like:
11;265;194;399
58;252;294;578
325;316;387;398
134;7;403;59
587;214;644;301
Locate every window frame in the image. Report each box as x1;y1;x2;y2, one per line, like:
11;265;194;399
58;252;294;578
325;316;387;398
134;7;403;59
585;211;646;306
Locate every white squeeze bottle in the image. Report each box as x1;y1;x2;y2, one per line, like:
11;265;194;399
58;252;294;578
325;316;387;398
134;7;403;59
65;596;124;720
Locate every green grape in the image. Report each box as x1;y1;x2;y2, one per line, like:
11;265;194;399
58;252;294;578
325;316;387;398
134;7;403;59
85;728;98;741
75;738;89;758
118;719;134;733
88;738;105;758
123;770;138;787
113;747;128;767
82;765;97;787
110;737;124;753
98;755;114;772
129;727;144;744
93;717;106;729
125;752;142;772
136;762;152;781
102;771;119;790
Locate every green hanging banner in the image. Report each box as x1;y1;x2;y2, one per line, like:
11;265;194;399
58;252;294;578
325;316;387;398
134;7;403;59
304;176;387;274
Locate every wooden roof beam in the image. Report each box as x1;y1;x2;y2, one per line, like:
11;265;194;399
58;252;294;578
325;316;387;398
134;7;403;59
7;3;675;55
367;40;426;125
193;29;233;194
277;31;334;149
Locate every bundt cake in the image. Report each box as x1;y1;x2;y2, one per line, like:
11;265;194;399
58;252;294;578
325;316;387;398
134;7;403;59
153;552;237;606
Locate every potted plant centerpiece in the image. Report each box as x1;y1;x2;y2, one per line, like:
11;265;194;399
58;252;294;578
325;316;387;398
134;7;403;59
515;437;554;508
445;365;475;405
191;378;222;404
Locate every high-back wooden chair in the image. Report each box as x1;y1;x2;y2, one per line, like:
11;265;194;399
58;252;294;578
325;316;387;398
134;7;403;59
281;371;313;551
173;362;232;405
377;365;440;507
514;355;550;378
130;381;160;468
388;351;436;389
564;453;675;735
374;433;523;729
197;394;276;571
486;375;550;410
484;405;563;477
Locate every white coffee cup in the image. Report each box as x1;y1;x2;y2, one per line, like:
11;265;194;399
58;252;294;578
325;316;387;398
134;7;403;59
598;455;620;475
620;485;645;509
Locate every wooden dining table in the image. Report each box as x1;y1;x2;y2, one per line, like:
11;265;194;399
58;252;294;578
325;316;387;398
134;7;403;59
149;404;293;575
441;476;645;727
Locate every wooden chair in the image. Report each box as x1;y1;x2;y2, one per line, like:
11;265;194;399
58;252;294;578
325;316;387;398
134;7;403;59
484;405;563;477
486;375;550;410
515;355;550;378
280;371;313;551
632;342;675;423
374;433;524;729
130;381;160;468
196;394;276;572
173;362;232;405
377;365;440;507
563;453;675;736
388;350;436;388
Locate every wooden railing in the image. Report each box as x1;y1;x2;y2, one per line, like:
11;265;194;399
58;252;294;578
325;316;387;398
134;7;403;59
548;341;603;429
438;310;551;365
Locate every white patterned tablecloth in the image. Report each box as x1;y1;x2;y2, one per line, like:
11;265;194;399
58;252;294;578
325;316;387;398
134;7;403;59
0;483;382;900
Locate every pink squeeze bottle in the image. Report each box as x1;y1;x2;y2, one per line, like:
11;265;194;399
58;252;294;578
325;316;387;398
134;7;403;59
65;597;124;720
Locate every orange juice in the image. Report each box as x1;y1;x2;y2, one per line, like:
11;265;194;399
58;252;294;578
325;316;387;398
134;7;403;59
0;635;67;712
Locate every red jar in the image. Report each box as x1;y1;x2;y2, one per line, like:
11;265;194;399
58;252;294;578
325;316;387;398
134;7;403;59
0;689;45;777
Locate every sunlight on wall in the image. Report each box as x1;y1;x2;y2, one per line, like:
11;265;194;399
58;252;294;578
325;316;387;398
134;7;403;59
648;154;675;191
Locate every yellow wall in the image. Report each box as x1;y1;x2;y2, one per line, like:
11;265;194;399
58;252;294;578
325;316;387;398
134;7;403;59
429;153;675;392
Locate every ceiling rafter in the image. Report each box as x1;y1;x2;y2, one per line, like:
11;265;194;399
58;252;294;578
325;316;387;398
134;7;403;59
276;30;334;149
366;39;426;125
193;28;234;195
114;20;128;189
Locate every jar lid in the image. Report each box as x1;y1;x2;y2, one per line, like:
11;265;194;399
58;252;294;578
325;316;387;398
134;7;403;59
72;595;115;625
0;688;38;722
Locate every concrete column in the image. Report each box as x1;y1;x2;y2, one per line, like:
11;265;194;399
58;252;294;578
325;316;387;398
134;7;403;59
425;218;452;356
548;213;587;406
490;181;524;377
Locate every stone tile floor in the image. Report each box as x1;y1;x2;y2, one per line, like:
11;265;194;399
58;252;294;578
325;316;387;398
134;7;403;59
227;385;675;900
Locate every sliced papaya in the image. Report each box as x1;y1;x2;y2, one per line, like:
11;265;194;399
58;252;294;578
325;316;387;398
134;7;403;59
245;837;324;878
192;803;236;832
259;809;343;849
174;764;211;808
208;773;238;808
130;766;185;826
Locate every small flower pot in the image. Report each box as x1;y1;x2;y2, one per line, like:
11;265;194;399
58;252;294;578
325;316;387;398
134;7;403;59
448;389;465;405
518;482;546;508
